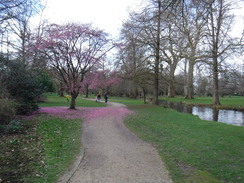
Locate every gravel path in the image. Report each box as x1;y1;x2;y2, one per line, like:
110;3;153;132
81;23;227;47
59;102;173;183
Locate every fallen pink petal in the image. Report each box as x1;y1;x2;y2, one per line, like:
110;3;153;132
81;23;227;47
38;106;134;121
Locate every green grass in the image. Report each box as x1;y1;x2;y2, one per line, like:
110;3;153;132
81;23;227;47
1;93;104;182
27;115;83;183
110;97;146;106
0;115;82;183
0;120;44;183
21;94;243;182
33;93;106;182
39;94;106;107
124;105;244;183
159;96;244;109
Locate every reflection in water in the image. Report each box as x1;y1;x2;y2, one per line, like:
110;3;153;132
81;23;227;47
160;101;244;126
218;109;244;126
192;107;213;121
213;108;219;122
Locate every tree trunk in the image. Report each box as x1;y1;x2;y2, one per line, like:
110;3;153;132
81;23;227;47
142;87;147;104
167;84;175;98
70;92;78;109
213;108;219;121
59;88;64;97
184;59;194;99
58;83;64;97
152;0;161;105
85;84;89;98
134;87;139;99
153;70;159;104
212;56;221;105
167;67;176;98
209;0;222;106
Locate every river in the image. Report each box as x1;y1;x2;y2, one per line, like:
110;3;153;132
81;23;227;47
160;100;244;126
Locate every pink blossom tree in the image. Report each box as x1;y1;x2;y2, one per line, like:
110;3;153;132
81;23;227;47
35;23;113;109
82;70;121;97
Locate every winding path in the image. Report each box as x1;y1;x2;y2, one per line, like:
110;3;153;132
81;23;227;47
59;102;173;183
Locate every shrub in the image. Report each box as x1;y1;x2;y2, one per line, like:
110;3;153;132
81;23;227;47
0;82;9;98
0;124;4;133
0;56;47;114
15;102;39;115
0;98;16;125
5;120;24;134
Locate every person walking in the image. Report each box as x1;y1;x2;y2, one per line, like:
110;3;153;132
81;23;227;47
65;95;70;102
104;92;108;103
96;93;101;102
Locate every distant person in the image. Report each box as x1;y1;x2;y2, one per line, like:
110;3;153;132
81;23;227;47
96;93;101;102
65;95;70;102
104;92;108;103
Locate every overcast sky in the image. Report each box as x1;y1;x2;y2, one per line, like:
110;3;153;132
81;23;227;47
33;0;243;39
34;0;144;38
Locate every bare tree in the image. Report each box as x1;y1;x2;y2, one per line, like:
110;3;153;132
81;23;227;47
117;15;151;99
205;0;239;105
8;0;42;60
0;0;25;54
218;61;244;96
161;13;185;97
118;0;243;101
0;0;43;62
0;0;24;23
118;0;194;101
175;0;208;99
129;0;166;104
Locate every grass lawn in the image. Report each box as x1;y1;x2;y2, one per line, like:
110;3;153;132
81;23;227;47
39;93;106;107
0;119;44;182
2;94;243;182
32;116;82;183
124;104;244;183
32;94;107;182
1;93;104;183
0;115;82;183
159;96;244;109
110;97;146;106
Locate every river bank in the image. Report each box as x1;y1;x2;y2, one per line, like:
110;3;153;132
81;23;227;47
125;104;244;183
159;96;244;111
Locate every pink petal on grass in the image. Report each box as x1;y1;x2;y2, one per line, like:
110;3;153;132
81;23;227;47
38;107;133;120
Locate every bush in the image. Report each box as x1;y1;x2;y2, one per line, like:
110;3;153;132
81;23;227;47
0;125;4;133
5;120;24;134
0;98;16;125
0;56;47;114
15;102;39;115
37;72;56;93
0;82;9;98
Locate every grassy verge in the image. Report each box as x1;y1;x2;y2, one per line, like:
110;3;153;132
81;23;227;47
39;93;146;107
39;93;106;107
0;116;82;183
159;96;244;110
0;119;44;183
33;116;82;183
110;97;146;106
124;105;244;183
1;93;96;182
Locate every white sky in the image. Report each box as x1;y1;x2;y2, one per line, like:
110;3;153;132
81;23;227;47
32;0;244;39
230;1;244;37
34;0;144;38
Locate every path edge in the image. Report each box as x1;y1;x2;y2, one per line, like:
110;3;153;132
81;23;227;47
57;147;85;183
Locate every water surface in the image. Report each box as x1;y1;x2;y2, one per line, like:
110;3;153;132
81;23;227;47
160;100;244;126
